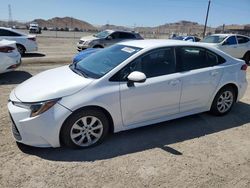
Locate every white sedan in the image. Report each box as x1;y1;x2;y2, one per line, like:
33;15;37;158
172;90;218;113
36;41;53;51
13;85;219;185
8;40;247;148
0;27;38;55
202;34;250;64
0;40;21;74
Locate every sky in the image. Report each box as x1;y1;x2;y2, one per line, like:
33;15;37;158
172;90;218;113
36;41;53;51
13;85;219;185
0;0;249;27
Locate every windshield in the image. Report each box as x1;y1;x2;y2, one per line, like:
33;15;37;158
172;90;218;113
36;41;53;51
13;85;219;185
202;35;226;43
93;30;112;38
173;36;184;40
75;45;141;78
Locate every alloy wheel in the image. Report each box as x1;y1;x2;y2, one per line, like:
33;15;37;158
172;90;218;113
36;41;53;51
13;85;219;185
70;116;103;147
217;90;234;113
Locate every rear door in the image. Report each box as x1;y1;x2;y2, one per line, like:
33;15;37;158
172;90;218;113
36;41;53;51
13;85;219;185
176;46;225;112
220;35;240;58
236;35;250;58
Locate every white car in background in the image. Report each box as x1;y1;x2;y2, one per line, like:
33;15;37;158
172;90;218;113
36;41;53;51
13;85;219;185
202;34;250;64
0;40;21;74
0;27;38;55
8;40;247;149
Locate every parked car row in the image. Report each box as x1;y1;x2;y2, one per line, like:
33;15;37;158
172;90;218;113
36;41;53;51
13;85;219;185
77;30;143;51
8;39;248;148
0;27;38;55
1;27;248;149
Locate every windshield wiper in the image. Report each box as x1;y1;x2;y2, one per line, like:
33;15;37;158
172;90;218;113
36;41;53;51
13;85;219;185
70;64;89;78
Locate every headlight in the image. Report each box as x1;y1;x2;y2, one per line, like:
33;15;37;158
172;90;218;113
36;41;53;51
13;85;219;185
83;40;92;45
12;99;60;117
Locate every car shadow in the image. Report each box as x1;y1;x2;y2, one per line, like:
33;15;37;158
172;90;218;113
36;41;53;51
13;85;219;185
22;53;46;58
18;102;250;162
0;71;32;85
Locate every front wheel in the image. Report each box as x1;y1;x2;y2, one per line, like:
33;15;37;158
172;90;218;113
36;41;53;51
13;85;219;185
61;109;109;148
210;86;236;116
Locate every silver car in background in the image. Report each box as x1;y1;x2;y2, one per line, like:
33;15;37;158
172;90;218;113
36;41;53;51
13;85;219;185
77;30;143;51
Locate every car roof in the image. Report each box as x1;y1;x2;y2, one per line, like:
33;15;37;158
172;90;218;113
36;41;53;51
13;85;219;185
208;33;250;39
119;39;210;49
106;29;138;34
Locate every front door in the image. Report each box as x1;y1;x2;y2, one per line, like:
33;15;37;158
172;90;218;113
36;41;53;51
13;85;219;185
119;47;182;126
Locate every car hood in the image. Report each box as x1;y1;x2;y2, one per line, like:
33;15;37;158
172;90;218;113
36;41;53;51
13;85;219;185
199;42;220;47
14;66;94;102
80;35;99;41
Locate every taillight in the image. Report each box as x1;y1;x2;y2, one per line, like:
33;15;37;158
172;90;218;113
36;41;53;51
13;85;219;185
28;37;36;41
241;64;248;71
0;46;15;53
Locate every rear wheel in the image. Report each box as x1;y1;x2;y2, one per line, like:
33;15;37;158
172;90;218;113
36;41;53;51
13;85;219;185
16;44;26;56
210;86;236;116
243;52;250;65
61;109;109;148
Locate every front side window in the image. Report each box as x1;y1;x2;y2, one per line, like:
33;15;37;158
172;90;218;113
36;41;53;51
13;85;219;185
224;36;237;45
74;45;141;78
119;32;136;39
114;48;176;81
176;47;224;71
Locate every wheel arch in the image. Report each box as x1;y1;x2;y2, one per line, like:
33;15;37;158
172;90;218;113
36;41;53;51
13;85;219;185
16;43;26;51
59;105;114;145
243;50;250;58
93;44;104;48
210;83;239;110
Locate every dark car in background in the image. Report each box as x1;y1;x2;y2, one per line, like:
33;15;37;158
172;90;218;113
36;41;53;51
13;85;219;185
172;36;201;42
77;30;143;51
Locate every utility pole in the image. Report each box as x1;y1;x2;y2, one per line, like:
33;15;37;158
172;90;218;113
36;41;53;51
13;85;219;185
203;0;211;38
8;4;13;28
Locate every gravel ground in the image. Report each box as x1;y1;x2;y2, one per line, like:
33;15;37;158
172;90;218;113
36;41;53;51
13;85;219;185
0;37;250;188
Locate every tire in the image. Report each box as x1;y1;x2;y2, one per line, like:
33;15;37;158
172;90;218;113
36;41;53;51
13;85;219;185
243;52;250;65
16;44;26;56
210;86;236;116
61;109;109;149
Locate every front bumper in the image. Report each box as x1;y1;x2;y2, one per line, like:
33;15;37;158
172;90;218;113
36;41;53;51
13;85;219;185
77;43;90;51
8;100;72;148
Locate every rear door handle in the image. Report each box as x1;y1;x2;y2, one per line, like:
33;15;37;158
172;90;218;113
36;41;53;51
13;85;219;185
169;79;180;86
210;71;219;76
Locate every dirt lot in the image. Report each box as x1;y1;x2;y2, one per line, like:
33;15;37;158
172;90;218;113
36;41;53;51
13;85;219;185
0;37;250;188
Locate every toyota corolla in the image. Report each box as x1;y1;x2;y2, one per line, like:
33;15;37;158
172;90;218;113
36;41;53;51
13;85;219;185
8;40;248;148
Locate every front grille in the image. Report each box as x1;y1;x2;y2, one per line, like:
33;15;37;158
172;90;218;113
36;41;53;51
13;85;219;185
9;113;22;141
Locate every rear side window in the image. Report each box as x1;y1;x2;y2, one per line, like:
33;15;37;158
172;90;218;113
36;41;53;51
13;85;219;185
0;29;21;36
224;36;237;45
237;36;249;44
119;32;136;39
176;46;225;71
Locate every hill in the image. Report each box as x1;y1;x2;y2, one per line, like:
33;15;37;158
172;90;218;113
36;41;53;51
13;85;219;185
30;17;97;31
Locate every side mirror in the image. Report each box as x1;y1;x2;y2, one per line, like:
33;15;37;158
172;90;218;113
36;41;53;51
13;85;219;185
127;71;146;84
106;36;112;40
